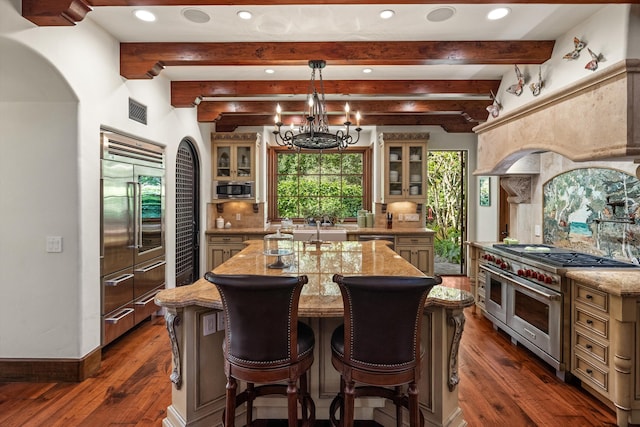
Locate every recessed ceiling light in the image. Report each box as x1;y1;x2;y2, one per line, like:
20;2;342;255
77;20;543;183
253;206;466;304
362;68;373;74
237;10;253;20
487;7;511;20
426;7;456;23
133;9;156;22
181;8;210;24
379;10;395;20
265;69;275;74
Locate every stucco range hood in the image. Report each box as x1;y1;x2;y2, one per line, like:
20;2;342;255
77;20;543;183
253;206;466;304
474;59;640;176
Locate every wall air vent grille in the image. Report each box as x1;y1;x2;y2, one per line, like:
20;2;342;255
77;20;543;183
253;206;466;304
129;98;147;125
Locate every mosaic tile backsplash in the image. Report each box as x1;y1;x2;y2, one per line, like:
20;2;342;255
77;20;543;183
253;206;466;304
543;168;640;264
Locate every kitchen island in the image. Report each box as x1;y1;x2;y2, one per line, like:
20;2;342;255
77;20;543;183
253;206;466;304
155;240;473;427
205;225;435;275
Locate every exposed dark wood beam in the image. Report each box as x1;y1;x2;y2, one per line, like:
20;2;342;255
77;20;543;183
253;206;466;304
22;0;632;26
171;80;500;107
196;99;490;122
121;41;555;79
213;113;479;133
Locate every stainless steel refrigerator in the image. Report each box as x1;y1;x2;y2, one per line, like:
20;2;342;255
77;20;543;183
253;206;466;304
100;131;166;346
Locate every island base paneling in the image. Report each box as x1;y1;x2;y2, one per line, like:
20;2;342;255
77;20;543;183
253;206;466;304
160;305;468;427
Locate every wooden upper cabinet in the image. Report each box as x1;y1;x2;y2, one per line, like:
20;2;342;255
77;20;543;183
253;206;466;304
211;133;257;182
383;133;428;202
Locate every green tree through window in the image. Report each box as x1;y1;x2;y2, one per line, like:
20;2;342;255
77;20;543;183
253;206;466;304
272;149;367;221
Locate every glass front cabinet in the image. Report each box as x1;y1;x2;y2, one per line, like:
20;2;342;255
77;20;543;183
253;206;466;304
384;134;427;202
211;133;256;181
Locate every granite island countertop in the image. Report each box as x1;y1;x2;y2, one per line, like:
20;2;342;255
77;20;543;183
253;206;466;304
205;226;435;236
156;240;473;317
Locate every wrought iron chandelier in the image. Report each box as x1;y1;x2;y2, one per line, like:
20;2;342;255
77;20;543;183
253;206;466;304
272;60;361;150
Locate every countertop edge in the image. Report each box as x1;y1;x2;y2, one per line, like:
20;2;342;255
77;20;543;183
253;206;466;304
565;270;640;297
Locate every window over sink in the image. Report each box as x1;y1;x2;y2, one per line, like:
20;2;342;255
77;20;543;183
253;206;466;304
268;148;372;222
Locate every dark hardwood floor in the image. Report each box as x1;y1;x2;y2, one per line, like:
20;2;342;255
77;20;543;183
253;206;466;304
0;277;619;426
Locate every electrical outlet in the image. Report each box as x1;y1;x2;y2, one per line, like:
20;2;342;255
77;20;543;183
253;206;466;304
398;214;404;221
405;214;419;222
236;213;242;221
203;313;216;336
535;224;541;237
46;236;63;253
216;311;225;331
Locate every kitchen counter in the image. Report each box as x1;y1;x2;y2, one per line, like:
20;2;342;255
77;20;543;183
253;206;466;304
158;240;472;316
565;270;640;297
205;225;435;236
156;240;471;427
469;241;640;427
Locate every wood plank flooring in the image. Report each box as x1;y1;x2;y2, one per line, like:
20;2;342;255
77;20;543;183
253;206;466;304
0;277;621;426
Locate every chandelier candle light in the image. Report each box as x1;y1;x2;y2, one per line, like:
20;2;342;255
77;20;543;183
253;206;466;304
273;60;362;150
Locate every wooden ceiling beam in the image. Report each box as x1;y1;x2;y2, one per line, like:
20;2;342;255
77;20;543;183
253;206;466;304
121;41;554;79
171;80;500;107
22;0;631;26
213;113;478;133
196;99;490;122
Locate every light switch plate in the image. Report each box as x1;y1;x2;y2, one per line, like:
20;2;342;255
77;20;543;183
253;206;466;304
203;313;216;336
216;311;226;331
46;236;63;253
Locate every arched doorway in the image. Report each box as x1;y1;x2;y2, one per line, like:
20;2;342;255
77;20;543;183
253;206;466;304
175;139;200;286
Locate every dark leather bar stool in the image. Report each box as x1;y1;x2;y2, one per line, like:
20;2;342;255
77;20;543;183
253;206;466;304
204;272;316;427
329;274;442;427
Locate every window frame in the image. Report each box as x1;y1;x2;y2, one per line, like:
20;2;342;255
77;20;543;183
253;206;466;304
267;146;372;222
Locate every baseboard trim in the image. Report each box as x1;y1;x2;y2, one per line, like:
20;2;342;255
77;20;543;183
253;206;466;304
0;347;102;382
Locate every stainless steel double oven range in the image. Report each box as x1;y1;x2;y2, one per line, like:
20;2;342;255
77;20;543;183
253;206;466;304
478;244;639;379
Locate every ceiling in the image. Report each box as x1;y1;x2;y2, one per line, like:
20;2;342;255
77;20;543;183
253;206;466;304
22;1;622;133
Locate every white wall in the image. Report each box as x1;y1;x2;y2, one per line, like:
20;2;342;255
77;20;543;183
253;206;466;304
0;0;206;359
491;4;632;115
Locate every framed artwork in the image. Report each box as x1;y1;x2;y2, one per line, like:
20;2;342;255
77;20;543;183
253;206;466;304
479;177;491;206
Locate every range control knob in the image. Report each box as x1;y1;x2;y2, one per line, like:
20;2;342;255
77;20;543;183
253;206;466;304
531;271;538;279
517;269;524;276
545;276;553;284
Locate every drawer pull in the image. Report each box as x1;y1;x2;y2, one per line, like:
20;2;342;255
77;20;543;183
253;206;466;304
586;319;593;325
135;260;166;273
586;294;593;299
586;344;593;350
586;369;593;375
105;273;134;286
106;308;134;324
135;291;161;307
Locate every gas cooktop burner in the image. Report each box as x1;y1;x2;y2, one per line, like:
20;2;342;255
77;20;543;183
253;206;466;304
493;244;639;268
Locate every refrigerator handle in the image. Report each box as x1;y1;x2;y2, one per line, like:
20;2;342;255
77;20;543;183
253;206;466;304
100;178;104;259
127;181;138;249
136;182;143;249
